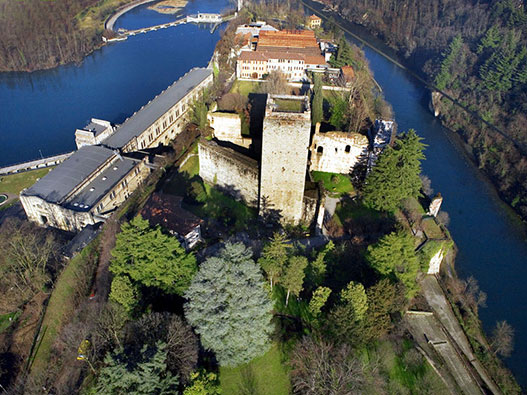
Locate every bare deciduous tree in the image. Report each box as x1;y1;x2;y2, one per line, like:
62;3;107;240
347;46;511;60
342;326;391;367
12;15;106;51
260;71;289;95
290;336;365;394
490;321;514;357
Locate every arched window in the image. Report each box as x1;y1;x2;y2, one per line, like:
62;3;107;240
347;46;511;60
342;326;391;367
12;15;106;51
317;146;323;154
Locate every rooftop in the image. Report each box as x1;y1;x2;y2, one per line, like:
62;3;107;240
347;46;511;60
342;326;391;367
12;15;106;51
267;95;310;114
64;154;137;211
83;120;107;137
22;145;115;204
103;68;212;149
257;30;319;49
141;192;203;236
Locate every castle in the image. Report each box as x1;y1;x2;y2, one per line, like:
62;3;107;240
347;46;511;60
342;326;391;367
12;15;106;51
199;94;371;226
20;68;213;232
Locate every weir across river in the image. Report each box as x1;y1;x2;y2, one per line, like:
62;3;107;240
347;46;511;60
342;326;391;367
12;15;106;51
104;12;225;42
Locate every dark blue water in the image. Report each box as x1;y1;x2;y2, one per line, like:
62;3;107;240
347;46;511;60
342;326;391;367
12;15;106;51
0;0;227;167
343;32;527;388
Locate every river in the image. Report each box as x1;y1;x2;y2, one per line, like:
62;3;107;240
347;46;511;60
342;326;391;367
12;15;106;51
0;0;227;168
304;2;527;386
1;0;526;387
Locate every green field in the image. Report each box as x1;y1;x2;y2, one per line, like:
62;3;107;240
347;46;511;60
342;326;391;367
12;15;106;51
0;168;52;195
0;311;21;334
219;344;290;395
311;171;354;197
230;80;261;97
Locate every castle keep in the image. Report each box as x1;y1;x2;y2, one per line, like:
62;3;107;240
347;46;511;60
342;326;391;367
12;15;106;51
260;95;311;223
21;68;213;232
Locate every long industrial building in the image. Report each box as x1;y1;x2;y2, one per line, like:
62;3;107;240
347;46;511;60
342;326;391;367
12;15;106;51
20;68;213;232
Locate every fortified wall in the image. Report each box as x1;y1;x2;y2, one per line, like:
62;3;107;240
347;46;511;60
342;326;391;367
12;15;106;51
198;139;259;207
208;111;252;149
310;129;369;174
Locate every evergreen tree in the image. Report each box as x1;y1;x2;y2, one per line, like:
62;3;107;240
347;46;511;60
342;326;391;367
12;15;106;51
308;286;332;317
330;37;355;68
329;281;368;342
184;243;273;367
109;275;139;313
362;130;426;212
340;281;368;321
306;240;334;288
311;73;323;125
435;34;463;90
96;341;179;394
366;231;420;298
258;232;291;290
110;216;197;295
282;255;308;306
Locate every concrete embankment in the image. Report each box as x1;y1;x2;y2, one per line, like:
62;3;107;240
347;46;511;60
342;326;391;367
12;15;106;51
0;152;74;176
105;0;157;31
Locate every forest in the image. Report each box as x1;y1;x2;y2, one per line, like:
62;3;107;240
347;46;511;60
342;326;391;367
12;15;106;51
0;0;128;71
325;0;527;221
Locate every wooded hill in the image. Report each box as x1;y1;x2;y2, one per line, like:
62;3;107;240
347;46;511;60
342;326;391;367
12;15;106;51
0;0;126;72
325;0;527;221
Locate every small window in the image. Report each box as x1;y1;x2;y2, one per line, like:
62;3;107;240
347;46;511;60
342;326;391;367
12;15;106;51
345;145;351;153
317;146;323;154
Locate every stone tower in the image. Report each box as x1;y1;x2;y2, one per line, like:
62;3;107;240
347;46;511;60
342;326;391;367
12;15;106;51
259;94;311;224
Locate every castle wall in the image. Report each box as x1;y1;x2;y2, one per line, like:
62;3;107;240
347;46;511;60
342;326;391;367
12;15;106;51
309;131;369;174
198;139;259;207
260;95;311;224
208;112;252;149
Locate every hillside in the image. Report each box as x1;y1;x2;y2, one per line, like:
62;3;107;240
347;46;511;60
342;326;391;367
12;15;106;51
0;0;130;72
320;0;527;221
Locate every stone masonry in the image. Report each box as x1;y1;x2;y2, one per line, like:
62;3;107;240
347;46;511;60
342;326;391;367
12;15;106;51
259;95;311;224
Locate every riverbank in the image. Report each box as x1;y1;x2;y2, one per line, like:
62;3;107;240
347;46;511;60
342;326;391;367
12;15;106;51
300;0;524;390
302;0;527;228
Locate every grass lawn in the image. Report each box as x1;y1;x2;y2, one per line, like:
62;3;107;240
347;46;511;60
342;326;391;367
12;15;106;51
179;153;199;177
220;343;290;395
361;340;447;393
334;199;380;227
312;171;354;197
274;98;304;113
29;242;97;376
0;311;21;334
0;167;52;195
230;80;261;97
421;217;444;239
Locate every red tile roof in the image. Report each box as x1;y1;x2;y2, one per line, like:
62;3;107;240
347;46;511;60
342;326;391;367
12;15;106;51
141;192;202;236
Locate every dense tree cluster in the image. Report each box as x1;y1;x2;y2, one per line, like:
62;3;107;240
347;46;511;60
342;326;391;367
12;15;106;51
110;216;197;296
362;130;426;211
331;0;527;221
0;0;126;71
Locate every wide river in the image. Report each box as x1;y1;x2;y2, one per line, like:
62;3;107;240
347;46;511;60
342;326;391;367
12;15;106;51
1;0;526;386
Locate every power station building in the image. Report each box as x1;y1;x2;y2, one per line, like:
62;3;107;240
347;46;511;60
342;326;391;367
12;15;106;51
21;68;213;232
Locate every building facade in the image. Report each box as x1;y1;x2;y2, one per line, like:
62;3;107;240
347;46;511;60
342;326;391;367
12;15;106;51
20;146;151;231
75;119;115;149
21;68;214;232
236;29;327;81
